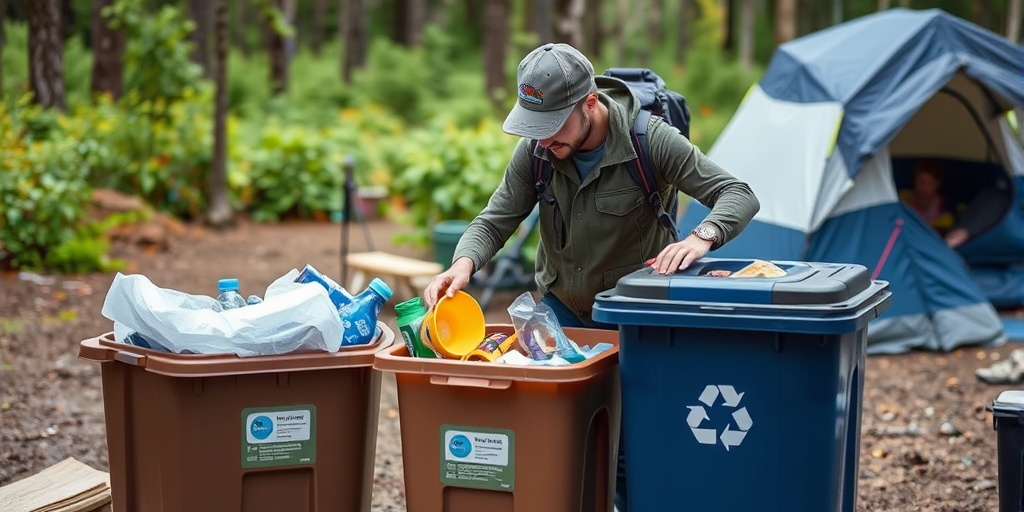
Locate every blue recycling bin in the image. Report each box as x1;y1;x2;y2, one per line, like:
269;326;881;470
592;258;892;512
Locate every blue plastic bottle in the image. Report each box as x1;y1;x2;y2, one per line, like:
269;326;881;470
217;278;248;310
294;264;354;309
339;278;393;346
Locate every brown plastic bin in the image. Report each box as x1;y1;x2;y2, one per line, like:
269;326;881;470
373;324;620;512
78;323;394;512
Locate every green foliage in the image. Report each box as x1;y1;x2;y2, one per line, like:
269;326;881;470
0;98;92;270
106;0;204;107
386;117;516;238
237;123;344;222
64;88;214;218
1;21;94;106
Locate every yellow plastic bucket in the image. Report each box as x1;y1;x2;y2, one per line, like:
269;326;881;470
421;291;486;359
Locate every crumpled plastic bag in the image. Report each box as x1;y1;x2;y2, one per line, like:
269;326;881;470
507;292;584;363
102;271;344;357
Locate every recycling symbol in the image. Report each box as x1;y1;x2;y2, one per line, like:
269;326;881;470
686;385;753;451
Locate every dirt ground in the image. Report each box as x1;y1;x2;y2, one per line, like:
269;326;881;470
1;215;1021;511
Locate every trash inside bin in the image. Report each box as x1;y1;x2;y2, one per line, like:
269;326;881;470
373;324;621;512
78;323;394;512
592;258;892;512
990;390;1024;512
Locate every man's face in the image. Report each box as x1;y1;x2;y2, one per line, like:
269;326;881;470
538;102;592;160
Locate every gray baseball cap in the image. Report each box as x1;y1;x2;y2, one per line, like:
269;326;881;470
502;43;597;140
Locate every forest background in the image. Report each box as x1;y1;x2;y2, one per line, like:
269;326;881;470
1;0;1021;273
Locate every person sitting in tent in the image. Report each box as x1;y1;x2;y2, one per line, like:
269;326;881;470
899;159;973;248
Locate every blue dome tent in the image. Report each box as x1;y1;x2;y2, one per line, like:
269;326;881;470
683;8;1024;354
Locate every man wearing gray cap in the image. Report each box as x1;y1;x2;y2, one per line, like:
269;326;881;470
423;43;759;510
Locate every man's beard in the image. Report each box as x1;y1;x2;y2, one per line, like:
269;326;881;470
551;110;592;161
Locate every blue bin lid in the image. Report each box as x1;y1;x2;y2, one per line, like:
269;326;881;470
592;258;892;334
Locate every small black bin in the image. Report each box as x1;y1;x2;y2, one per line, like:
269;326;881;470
991;390;1024;512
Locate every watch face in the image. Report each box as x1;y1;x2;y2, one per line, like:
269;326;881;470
694;227;717;241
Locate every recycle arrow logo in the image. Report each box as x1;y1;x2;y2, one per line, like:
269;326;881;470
686;385;753;451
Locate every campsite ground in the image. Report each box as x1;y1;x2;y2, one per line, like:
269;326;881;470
1;215;1021;511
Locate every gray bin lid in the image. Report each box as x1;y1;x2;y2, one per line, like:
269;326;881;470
991;390;1024;416
592;258;892;334
611;258;872;305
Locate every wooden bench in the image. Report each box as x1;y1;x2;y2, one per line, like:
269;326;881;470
345;251;443;301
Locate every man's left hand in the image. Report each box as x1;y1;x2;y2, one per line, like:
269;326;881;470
650;235;714;275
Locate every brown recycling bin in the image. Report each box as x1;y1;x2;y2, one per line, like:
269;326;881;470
78;323;394;512
374;324;620;512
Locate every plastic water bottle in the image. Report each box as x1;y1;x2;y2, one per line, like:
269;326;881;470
339;278;393;346
394;297;437;358
294;264;354;309
217;278;248;310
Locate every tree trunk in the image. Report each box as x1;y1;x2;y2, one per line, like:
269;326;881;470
208;0;233;227
266;0;294;95
27;0;65;110
584;0;601;58
877;0;891;10
1;0;6;93
738;0;755;70
722;0;734;53
1007;0;1021;42
530;0;555;44
340;0;367;84
393;0;426;47
613;0;628;64
311;0;327;54
233;0;250;55
553;0;584;48
972;0;992;29
896;0;910;7
775;0;796;47
647;0;662;47
675;0;695;62
90;0;124;99
188;0;213;78
483;0;509;109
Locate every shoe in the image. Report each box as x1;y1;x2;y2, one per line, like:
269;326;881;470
976;349;1024;384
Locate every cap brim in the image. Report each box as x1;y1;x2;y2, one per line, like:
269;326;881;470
502;102;574;140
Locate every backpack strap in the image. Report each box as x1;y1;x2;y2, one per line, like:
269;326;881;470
530;141;566;248
628;110;678;240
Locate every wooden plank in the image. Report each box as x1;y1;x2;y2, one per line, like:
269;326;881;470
0;458;111;512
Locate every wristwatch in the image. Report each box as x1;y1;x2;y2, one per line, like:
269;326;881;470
691;224;719;245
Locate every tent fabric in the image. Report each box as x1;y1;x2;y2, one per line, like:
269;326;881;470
680;8;1024;354
760;8;1024;176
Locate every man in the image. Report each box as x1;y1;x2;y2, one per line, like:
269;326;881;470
422;43;760;510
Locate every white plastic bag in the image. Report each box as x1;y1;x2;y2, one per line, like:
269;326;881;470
101;271;344;357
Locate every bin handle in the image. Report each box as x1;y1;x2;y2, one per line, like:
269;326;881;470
429;375;512;389
114;350;147;367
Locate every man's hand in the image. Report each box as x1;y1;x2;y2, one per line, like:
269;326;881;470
945;228;969;248
423;257;476;308
650;235;714;275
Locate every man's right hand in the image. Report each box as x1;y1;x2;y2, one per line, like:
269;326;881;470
423;257;476;309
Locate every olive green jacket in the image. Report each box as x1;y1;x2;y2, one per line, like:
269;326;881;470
454;79;760;320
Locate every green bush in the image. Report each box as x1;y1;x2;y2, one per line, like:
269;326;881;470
64;87;214;218
0;99;92;270
385;117;516;239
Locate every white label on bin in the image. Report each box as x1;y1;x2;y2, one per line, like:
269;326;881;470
686;385;753;451
241;405;317;469
245;409;312;444
440;425;515;491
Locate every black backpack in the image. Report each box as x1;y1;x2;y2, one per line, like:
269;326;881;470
532;68;691;247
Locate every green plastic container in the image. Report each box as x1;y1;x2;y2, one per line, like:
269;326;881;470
394;297;437;359
432;220;470;269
